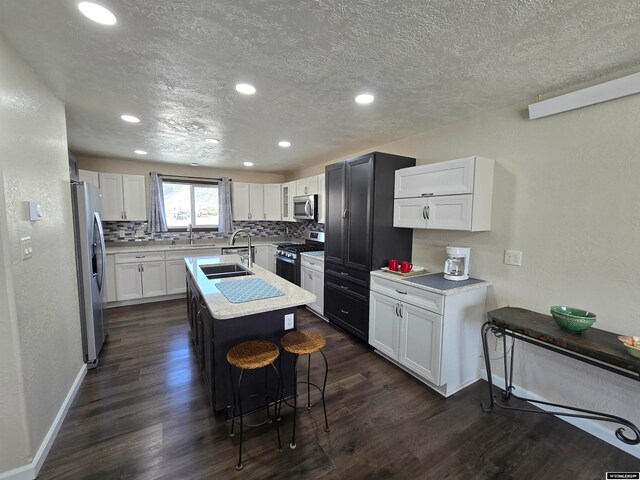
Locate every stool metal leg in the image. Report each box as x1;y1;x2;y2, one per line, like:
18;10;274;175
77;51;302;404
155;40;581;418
236;370;245;471
270;363;283;452
306;353;311;410
320;350;330;432
228;365;236;438
290;354;298;449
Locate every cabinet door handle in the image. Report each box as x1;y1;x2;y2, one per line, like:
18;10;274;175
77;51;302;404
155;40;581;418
141;264;144;272
121;211;124;219
305;186;308;194
308;272;312;279
138;264;141;272
421;193;434;197
396;290;407;295
124;210;127;219
341;309;349;315
395;304;399;316
422;206;427;220
426;205;430;220
342;209;348;219
399;304;403;318
264;213;266;220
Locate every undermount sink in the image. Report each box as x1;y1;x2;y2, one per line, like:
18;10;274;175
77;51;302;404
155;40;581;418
200;264;254;279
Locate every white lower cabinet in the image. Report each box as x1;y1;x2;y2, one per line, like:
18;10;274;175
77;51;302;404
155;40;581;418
114;251;167;301
300;253;324;316
254;245;270;270
105;254;117;303
369;273;487;397
165;260;187;294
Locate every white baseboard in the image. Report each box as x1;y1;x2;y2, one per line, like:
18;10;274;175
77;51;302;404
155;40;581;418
481;369;640;459
0;365;87;480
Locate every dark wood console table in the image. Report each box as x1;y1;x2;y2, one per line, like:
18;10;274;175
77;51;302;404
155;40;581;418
482;307;640;445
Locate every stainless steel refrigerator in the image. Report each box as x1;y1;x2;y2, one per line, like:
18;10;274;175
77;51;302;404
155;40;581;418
71;181;107;368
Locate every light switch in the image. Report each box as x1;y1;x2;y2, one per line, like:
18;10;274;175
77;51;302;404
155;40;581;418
20;237;33;260
284;313;294;330
28;201;43;221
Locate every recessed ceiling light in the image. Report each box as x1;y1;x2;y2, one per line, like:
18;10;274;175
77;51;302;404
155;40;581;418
190;162;199;167
134;150;147;155
120;114;140;123
78;2;117;26
205;138;219;144
278;141;291;148
235;83;256;95
355;93;375;104
243;162;254;167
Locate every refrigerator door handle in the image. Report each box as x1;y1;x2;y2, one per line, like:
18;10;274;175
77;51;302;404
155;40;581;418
94;212;106;293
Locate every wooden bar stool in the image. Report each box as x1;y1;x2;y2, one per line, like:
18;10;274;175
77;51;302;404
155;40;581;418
227;340;283;471
280;330;330;449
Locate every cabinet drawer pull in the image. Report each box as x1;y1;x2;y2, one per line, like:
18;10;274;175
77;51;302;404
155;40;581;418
339;271;349;276
339;285;349;290
135;255;145;258
309;262;315;266
396;290;407;295
421;193;434;197
340;309;349;315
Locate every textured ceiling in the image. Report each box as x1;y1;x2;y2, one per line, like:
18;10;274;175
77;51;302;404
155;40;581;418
1;1;640;171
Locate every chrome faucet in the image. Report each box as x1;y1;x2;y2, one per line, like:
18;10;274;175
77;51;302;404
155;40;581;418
187;223;194;245
229;228;253;268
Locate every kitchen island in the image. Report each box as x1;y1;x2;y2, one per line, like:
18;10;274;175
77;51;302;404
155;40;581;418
184;254;315;416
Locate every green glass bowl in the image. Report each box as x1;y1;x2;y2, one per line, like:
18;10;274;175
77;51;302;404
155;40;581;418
550;306;597;333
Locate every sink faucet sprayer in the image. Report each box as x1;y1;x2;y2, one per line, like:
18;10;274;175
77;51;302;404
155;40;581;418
229;229;253;268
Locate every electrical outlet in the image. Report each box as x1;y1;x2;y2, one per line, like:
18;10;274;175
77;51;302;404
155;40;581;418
504;250;522;266
284;313;294;330
118;229;126;239
135;229;145;238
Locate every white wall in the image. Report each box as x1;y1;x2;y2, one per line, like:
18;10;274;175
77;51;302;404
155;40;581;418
290;95;640;450
0;32;83;475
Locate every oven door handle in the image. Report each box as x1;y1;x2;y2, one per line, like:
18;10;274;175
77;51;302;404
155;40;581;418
276;255;296;265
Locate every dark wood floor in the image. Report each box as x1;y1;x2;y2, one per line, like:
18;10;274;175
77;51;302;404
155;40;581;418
39;300;640;479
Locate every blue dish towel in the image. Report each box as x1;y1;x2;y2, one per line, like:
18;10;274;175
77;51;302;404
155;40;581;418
215;278;285;303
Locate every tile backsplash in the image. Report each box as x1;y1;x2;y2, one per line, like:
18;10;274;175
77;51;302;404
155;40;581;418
103;220;324;242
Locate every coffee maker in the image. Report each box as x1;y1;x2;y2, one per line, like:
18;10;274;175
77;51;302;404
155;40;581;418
444;246;471;281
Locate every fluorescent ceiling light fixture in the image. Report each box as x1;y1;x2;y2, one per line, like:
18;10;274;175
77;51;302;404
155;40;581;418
78;2;117;25
355;93;375;104
120;114;140;123
134;149;147;155
529;72;640;120
243;162;254;167
205;138;219;144
190;162;199;166
278;141;291;148
236;83;256;95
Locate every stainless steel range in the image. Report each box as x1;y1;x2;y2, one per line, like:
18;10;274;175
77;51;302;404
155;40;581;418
275;231;324;286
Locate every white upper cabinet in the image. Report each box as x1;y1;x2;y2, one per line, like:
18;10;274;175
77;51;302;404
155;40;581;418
281;181;295;222
296;176;318;196
79;169;100;188
393;156;494;232
98;173;146;221
263;184;281;221
231;182;250;221
232;182;281;221
249;183;264;221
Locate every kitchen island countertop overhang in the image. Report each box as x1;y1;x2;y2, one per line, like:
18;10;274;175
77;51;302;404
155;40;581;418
185;254;316;319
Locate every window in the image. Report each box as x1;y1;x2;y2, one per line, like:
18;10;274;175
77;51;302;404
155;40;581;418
163;180;219;229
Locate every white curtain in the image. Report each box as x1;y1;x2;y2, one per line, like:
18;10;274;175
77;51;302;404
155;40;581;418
147;172;168;232
218;177;234;235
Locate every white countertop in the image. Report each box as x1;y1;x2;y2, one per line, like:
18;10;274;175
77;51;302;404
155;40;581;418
185;254;315;320
301;251;325;259
370;270;490;296
106;237;292;254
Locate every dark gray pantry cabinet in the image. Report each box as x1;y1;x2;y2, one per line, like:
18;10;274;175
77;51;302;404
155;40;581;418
324;152;416;341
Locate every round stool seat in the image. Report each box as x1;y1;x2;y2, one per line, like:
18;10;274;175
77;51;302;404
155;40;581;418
281;330;326;355
227;340;279;370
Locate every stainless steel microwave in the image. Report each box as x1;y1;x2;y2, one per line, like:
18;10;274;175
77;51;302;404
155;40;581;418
293;194;317;221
